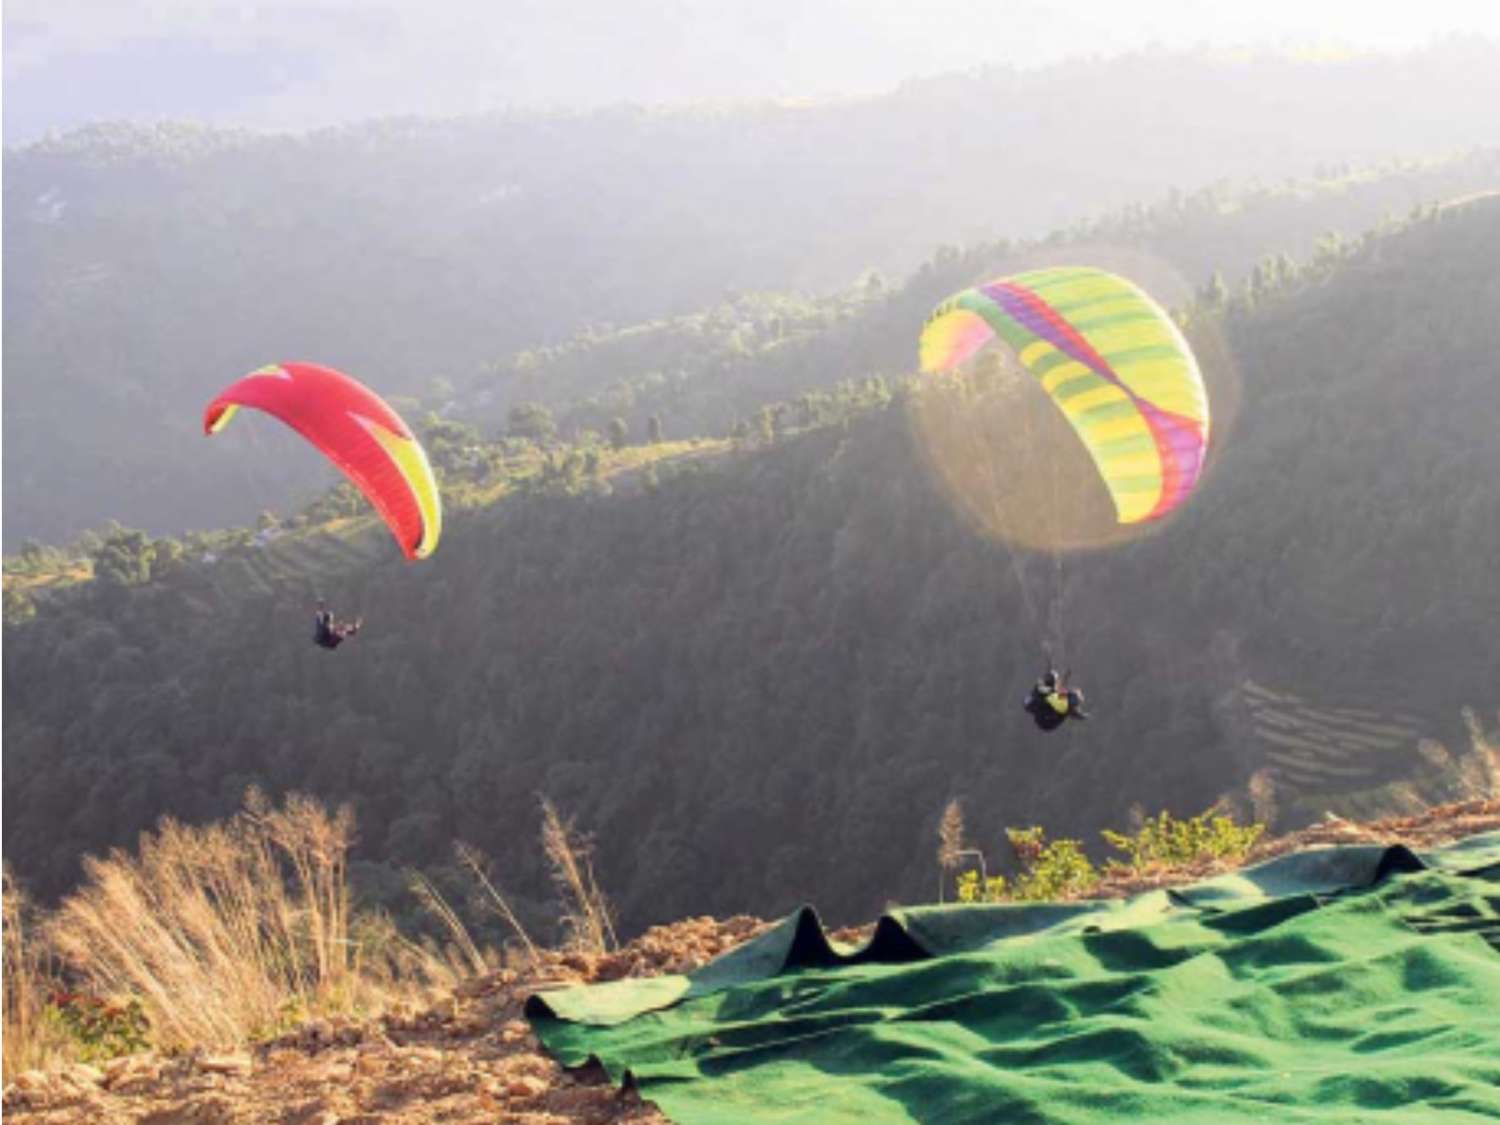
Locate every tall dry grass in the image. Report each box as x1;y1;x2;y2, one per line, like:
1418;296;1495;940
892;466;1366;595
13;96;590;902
934;798;990;902
6;780;636;1079
397;837;550;994
455;840;542;966
1246;768;1280;830
406;869;492;979
1459;706;1500;799
540;798;616;954
46;789;374;1050
3;868;72;1080
344;907;480;1009
23;789;615;1060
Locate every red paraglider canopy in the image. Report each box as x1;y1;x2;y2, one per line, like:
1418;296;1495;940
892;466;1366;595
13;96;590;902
204;362;442;560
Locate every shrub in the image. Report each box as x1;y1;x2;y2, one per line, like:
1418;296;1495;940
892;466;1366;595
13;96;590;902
952;806;1269;906
1006;829;1099;901
1101;807;1265;872
955;871;1009;903
950;826;1099;904
47;992;150;1062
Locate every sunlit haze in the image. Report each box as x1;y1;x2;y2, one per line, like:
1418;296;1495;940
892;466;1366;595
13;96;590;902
5;0;1500;1111
6;0;1500;141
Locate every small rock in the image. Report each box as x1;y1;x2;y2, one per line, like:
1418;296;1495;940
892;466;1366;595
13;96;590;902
302;1018;334;1047
477;1088;503;1112
455;975;499;999
66;1062;106;1087
138;1092;237;1124
284;1099;338;1125
506;1075;547;1099
196;1052;252;1076
12;1070;49;1092
499;1019;530;1042
112;1073;163;1096
104;1056;133;1080
600;951;637;978
335;1024;364;1046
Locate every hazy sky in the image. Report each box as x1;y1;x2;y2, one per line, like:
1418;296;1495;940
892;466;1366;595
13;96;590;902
6;0;1500;143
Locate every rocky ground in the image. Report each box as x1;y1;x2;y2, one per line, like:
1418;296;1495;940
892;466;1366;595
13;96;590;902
6;799;1496;1124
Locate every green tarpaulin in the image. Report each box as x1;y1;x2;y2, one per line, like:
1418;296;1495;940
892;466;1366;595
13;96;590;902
528;835;1500;1123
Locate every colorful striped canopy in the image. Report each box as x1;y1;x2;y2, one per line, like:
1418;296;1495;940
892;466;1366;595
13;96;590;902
919;267;1209;524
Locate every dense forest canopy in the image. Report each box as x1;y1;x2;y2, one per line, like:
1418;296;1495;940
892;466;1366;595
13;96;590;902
6;197;1498;942
7;39;1500;541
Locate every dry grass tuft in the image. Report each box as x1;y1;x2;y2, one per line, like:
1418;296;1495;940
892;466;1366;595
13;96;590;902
347;907;477;1009
936;800;965;874
1246;769;1279;831
395;840;548;1001
540;798;617;954
1458;707;1500;800
934;798;992;902
16;789;611;1065
455;841;542;967
46;789;374;1050
3;868;72;1081
406;870;492;979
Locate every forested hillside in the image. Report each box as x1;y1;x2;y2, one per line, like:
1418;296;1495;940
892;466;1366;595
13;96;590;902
6;197;1498;941
7;39;1500;541
465;153;1500;446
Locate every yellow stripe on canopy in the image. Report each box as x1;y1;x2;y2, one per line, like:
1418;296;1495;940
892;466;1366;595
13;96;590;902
361;418;444;559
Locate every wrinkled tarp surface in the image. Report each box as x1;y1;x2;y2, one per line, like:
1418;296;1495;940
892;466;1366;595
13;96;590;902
528;834;1500;1123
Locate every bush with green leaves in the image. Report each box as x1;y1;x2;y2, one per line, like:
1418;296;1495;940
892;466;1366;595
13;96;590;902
47;992;150;1063
954;871;1009;904
3;586;37;625
1005;828;1099;901
953;809;1266;905
1101;808;1265;873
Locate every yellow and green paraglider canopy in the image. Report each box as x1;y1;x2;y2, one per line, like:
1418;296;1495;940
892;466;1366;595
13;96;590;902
920;266;1209;524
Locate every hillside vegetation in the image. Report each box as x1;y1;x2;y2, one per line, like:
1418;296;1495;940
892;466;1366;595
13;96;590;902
6;197;1500;940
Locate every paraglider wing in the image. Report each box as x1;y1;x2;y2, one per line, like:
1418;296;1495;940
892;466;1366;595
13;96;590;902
920;267;1209;523
203;363;442;560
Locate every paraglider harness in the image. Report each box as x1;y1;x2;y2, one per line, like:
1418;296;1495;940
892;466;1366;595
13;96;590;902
1023;668;1088;731
314;606;361;650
